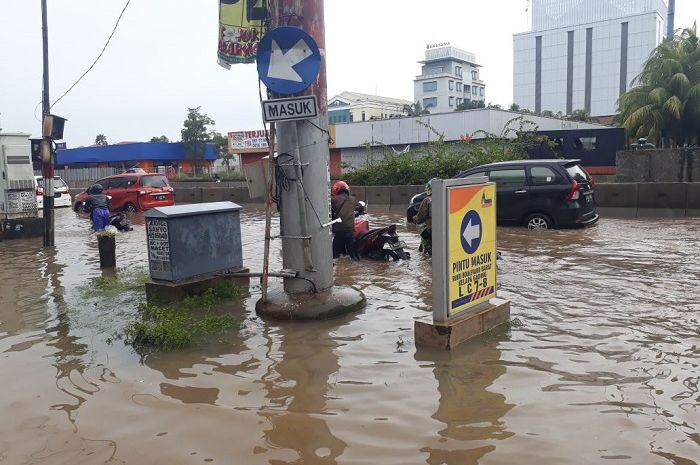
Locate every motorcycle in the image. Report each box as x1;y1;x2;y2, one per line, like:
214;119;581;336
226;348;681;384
352;202;410;261
109;213;133;232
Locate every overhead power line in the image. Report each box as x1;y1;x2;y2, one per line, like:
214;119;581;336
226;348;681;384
50;0;133;110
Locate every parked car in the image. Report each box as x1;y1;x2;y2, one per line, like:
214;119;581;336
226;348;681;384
407;159;598;230
74;173;174;213
34;176;72;209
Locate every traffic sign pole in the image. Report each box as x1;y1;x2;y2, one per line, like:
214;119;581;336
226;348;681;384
269;0;333;294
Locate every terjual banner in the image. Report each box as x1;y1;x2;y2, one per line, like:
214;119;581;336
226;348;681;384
218;0;267;67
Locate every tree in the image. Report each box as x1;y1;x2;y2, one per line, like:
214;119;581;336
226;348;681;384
403;102;430;116
486;102;503;110
150;135;170;143
617;22;700;147
569;109;592;122
541;110;556;118
509;103;521;111
455;100;485;111
181;107;215;176
95;134;108;146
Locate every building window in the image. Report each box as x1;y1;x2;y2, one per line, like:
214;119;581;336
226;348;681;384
574;137;597;151
429;67;444;75
473;87;478;95
361;111;366;121
479;87;484;96
457;82;463;92
465;85;471;94
472;70;478;81
449;80;454;91
456;66;462;77
449;97;455;107
423;97;437;109
422;81;438;92
457;98;463;106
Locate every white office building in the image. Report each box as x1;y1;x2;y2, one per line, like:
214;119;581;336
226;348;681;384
513;0;668;117
414;43;486;114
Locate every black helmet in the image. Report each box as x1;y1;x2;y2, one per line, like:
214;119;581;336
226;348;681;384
90;183;104;194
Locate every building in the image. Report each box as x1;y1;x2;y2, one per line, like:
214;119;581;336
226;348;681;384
414;43;486;114
56;142;218;174
513;0;668;117
328;92;413;124
229;109;624;179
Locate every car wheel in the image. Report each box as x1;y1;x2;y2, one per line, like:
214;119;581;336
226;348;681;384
406;205;417;222
526;213;552;230
75;202;86;213
124;203;138;213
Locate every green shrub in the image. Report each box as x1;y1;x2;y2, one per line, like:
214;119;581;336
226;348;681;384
343;117;555;186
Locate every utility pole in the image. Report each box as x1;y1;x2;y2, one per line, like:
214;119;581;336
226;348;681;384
667;0;675;39
269;0;333;294
41;0;55;247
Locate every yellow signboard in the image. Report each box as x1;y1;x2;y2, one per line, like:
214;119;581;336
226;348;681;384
447;183;497;316
218;0;267;66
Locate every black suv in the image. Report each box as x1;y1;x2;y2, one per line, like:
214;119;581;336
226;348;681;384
407;159;599;230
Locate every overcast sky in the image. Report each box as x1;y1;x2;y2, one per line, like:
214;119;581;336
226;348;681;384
1;0;698;147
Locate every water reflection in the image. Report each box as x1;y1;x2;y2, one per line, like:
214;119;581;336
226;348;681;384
416;337;513;465
257;318;353;464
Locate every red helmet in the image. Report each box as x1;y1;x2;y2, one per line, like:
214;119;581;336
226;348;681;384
332;181;350;196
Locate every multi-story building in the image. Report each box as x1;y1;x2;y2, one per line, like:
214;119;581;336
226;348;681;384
513;0;668;117
328;92;413;124
413;43;486;114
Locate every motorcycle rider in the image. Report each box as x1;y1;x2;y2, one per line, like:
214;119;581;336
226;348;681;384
413;178;438;255
331;181;358;259
85;183;111;232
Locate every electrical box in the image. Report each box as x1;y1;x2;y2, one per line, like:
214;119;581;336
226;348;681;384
244;156;273;200
145;202;243;282
0;133;38;220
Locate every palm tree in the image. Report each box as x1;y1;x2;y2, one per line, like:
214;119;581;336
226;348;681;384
617;22;700;147
569;109;592;122
94;134;108;146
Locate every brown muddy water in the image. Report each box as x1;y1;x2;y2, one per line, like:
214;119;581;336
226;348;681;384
0;207;699;465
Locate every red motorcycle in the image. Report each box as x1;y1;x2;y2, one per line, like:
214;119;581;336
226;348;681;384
352;202;410;261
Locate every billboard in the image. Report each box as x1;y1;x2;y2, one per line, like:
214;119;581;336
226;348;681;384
228;130;269;153
218;0;268;67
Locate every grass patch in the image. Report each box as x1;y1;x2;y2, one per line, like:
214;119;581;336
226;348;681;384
80;268;151;296
113;282;245;351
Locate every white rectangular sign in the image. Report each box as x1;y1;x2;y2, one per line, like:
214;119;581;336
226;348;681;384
262;96;318;123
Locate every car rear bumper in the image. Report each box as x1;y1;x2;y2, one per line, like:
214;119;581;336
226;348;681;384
139;195;175;211
38;194;73;209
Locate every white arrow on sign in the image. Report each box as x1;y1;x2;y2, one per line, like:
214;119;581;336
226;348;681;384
462;218;481;249
267;39;313;82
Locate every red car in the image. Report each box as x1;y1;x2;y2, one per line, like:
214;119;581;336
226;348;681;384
74;173;175;213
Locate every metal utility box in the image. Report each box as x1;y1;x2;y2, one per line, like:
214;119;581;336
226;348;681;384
0;133;38;220
145;202;243;282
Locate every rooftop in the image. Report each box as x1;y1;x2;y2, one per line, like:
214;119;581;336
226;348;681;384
329;91;413;108
419;45;480;66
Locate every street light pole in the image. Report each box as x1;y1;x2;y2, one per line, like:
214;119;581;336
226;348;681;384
41;0;55;247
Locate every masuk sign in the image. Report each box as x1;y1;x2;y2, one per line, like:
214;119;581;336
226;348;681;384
432;177;497;323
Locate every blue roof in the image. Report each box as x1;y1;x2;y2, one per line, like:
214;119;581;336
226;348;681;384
56;142;218;165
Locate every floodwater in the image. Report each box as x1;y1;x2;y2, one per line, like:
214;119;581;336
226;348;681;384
0;207;699;465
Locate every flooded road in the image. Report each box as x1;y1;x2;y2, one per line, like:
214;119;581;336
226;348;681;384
0;208;699;465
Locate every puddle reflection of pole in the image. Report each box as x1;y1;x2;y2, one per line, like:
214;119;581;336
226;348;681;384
42;247;92;430
258;320;347;464
415;340;514;465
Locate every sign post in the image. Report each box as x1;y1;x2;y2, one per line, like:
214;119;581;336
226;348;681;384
415;177;511;350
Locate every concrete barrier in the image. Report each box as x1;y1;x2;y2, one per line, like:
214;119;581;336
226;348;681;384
686;183;700;210
201;187;226;202
174;187;202;204
222;187;258;204
365;186;392;205
636;182;687;217
349;186;366;202
390;185;422;206
594;183;638;208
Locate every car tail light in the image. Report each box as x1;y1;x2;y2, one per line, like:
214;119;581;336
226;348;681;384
36;186;44;196
589;175;595;187
566;180;580;201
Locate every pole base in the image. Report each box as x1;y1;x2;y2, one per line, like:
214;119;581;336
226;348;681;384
415;298;511;350
256;285;366;321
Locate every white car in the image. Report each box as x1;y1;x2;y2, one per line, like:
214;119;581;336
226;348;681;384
34;176;73;209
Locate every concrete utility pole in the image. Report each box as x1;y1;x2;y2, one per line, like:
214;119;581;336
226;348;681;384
269;0;332;294
667;0;675;39
41;0;55;247
257;0;365;320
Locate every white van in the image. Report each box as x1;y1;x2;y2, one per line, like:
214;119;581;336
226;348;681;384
34;176;72;209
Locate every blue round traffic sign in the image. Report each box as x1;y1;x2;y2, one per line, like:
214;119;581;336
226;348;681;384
460;210;482;254
256;26;321;95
